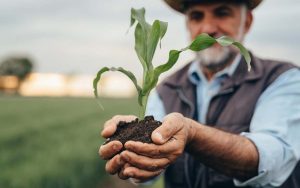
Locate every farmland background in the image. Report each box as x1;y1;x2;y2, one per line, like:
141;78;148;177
0;96;163;188
1;0;299;187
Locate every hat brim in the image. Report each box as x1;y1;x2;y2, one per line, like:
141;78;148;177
164;0;262;13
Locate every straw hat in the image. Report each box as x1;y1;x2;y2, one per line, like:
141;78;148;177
164;0;262;12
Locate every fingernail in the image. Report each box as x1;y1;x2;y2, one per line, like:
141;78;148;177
124;142;132;149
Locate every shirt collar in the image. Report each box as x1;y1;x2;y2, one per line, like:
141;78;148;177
188;54;242;85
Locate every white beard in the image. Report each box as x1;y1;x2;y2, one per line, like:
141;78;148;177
195;46;232;67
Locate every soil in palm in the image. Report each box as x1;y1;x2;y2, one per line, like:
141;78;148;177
104;116;162;146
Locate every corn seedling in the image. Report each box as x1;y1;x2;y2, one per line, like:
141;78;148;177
93;8;251;119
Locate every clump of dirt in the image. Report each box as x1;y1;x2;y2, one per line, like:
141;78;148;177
104;116;162;146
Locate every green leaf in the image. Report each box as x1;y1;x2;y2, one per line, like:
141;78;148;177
159;21;168;48
232;42;251;71
129;10;135;28
180;34;251;71
215;36;234;46
150;34;216;89
146;20;168;67
93;67;142;105
150;34;252;93
146;20;161;69
142;70;157;95
216;36;251;71
134;23;148;71
110;67;143;102
130;8;150;31
93;67;110;98
186;33;216;51
130;9;169;77
154;50;181;75
130;8;152;72
141;50;181;99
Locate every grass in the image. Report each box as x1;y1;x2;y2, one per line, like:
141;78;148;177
0;96;163;188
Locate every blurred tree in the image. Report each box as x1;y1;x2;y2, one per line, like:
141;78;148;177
0;56;34;94
0;57;34;80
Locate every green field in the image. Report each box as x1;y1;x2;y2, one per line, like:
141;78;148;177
0;96;162;188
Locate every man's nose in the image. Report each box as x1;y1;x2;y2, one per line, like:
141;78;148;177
200;17;218;37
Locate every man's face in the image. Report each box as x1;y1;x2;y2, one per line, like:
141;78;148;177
185;3;252;68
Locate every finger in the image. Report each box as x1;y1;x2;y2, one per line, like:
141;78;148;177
99;141;123;160
120;150;170;171
123;166;163;182
118;163;131;180
125;139;182;158
105;154;125;174
101;115;137;138
101;119;117;138
152;113;185;144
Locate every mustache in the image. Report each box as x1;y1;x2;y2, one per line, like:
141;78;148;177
195;47;237;73
195;46;235;66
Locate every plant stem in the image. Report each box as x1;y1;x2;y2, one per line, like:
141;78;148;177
139;93;149;119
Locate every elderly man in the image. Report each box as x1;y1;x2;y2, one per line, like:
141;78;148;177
100;0;300;187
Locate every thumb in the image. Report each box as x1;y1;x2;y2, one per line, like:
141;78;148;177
101;115;137;138
151;113;184;144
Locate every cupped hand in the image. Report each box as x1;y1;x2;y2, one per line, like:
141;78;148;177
98;115;137;179
119;112;194;182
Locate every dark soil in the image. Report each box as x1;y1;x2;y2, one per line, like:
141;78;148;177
104;116;162;146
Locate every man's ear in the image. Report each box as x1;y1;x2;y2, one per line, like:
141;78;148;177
245;11;253;33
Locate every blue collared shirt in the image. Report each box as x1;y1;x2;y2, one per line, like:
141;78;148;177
145;56;300;187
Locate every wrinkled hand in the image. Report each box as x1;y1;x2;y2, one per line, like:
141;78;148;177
98;115;137;180
120;113;194;183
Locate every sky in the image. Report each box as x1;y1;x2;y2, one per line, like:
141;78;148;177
0;0;299;79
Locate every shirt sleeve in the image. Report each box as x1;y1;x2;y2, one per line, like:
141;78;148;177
145;89;166;121
234;68;300;187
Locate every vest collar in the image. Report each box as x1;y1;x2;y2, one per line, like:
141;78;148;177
220;53;264;91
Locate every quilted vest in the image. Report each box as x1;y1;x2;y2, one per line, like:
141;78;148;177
156;55;299;188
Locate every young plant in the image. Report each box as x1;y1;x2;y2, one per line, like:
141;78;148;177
93;7;251;119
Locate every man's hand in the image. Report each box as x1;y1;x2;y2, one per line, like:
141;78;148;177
98;115;137;179
120;113;194;182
